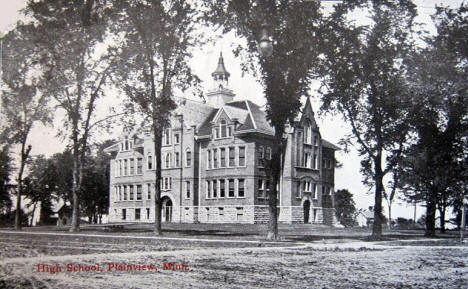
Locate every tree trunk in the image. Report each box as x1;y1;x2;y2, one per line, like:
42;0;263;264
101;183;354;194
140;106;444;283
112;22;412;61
425;188;437;237
388;202;392;230
30;202;37;226
266;129;284;241
70;147;81;232
153;125;163;236
14;143;31;230
438;205;446;234
371;153;384;239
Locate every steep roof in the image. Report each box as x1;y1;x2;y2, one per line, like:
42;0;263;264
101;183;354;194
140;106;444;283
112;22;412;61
322;139;340;150
172;98;215;129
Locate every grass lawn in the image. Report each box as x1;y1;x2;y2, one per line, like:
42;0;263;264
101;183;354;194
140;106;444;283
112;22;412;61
0;224;466;288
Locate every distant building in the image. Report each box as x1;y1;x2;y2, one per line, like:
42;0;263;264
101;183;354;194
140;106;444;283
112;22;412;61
104;53;339;225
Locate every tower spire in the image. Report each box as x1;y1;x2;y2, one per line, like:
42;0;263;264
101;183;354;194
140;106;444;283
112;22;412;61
206;51;235;107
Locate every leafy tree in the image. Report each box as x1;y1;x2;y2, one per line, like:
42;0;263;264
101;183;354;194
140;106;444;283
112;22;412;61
1;24;51;230
399;3;467;237
111;0;201;235
205;0;326;240
80;140;113;224
319;0;416;239
25;0;117;232
334;189;357;227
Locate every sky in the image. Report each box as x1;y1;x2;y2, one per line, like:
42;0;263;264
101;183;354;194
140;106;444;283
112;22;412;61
0;0;465;220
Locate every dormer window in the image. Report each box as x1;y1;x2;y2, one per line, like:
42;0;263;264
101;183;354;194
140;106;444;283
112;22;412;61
221;120;227;138
214;119;232;139
121;136;133;151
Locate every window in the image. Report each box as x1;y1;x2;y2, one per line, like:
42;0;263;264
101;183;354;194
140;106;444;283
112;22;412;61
208;150;212;168
175;152;180;167
313;153;317;169
164;128;171;145
129;185;134;200
221;120;227;138
266;180;271;194
123;186;127;200
304;126;312;144
236;207;244;221
118;186;122;201
313;183;317;199
119;160;123;176
215;127;220;139
147;154;153;170
165;153;171;168
228;126;232;137
129;158;134;175
219;179;225;197
122;209;126;220
164;177;169;190
135;208;140;220
314;134;319;146
136;185;142;200
258;179;265;198
186;149;192;167
124;159;128;176
137;158;143;174
238;146;245;166
296;182;301;198
220;148;226;167
206;180;211;199
147;184;151;200
258;146;264;167
238;179;245;198
218;207;224;217
228;179;235;197
146;208;150;219
213;148;218;168
212;180;217;198
266;147;272;160
229;147;235;167
303;153;310;168
124;137;129;150
185;181;191;199
174;133;180;144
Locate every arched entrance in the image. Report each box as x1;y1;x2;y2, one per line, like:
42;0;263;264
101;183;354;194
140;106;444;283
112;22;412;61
161;196;173;223
303;200;311;224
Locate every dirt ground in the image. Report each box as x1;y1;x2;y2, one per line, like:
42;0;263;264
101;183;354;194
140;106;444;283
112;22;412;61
0;228;467;289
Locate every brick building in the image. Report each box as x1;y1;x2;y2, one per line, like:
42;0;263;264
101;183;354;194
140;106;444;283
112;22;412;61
105;53;339;225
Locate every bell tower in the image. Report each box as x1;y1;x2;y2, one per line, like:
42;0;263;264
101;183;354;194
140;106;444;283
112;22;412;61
205;52;235;107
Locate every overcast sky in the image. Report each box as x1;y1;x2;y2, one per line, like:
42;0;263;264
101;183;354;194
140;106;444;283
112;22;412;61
1;0;464;220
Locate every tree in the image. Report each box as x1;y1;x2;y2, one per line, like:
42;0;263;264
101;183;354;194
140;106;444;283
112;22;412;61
319;0;416;239
25;0;117;232
1;24;51;230
80;140;113;224
112;0;201;235
334;189;357;227
399;3;467;237
22;155;59;225
205;0;327;240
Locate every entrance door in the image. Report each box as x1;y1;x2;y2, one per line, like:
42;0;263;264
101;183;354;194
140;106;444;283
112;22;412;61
303;200;311;224
162;197;173;223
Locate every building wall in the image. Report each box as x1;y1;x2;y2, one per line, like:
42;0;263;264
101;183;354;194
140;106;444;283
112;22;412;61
108;114;337;225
